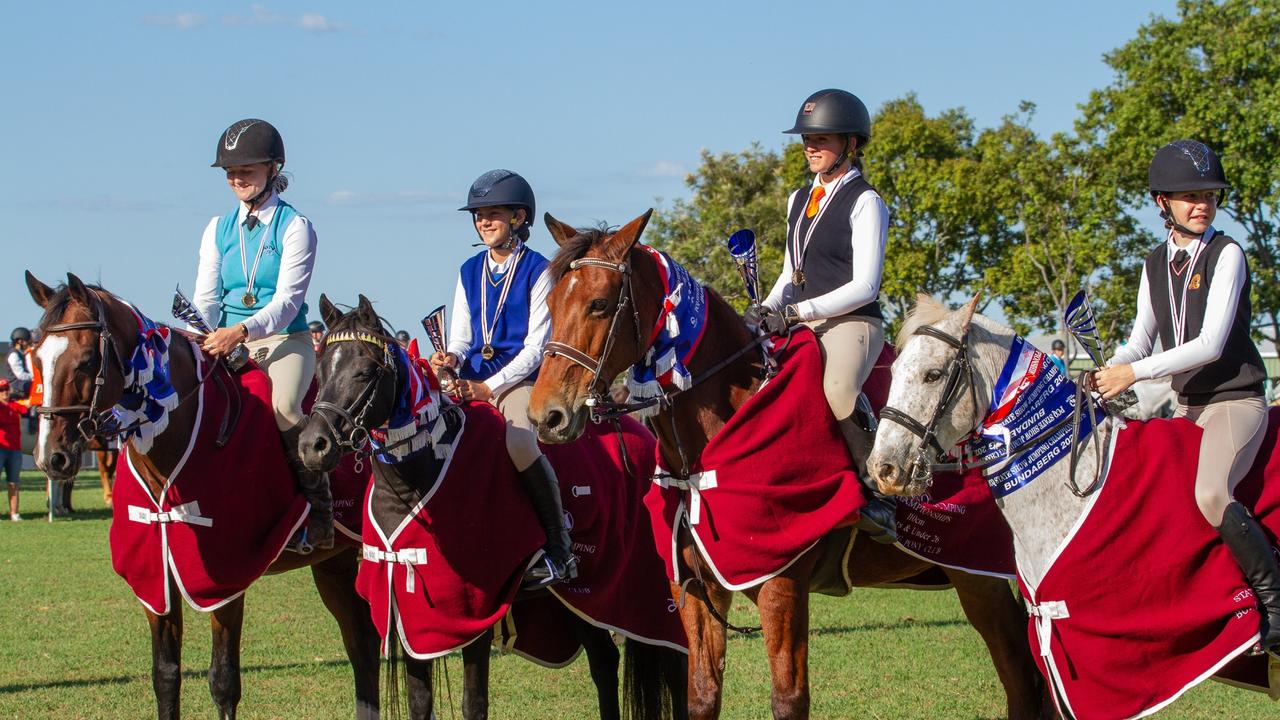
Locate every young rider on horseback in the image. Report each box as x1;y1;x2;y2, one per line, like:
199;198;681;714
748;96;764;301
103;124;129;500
429;169;576;588
753;89;897;542
192;119;333;550
1096;140;1280;655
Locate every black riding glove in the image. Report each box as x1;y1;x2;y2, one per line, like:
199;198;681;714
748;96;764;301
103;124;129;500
744;305;789;335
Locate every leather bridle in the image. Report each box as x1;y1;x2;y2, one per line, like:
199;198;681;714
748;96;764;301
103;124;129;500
311;330;399;456
35;291;129;442
878;323;981;490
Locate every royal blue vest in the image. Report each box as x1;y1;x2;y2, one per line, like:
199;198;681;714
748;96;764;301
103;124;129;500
458;247;549;382
215;200;310;334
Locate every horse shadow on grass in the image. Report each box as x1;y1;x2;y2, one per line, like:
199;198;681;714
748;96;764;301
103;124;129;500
0;659;352;694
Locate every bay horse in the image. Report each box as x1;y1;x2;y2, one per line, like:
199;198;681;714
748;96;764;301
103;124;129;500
869;295;1280;717
298;295;687;720
526;212;1048;719
25;272;381;720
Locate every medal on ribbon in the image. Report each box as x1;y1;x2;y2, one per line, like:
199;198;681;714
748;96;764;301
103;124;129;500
238;210;274;312
478;246;525;364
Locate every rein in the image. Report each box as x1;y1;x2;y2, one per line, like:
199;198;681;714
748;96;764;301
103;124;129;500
879;323;1111;496
36;292;213;443
311;330;399;459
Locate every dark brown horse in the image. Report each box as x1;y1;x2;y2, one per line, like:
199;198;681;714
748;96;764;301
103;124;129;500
25;272;380;720
527;212;1049;720
299;295;686;720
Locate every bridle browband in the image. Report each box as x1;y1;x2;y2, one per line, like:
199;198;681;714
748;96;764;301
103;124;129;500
879;322;1110;497
311;329;399;457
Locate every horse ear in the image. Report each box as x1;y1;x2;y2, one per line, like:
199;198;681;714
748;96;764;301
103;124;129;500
958;292;982;331
25;271;56;309
543;212;578;248
319;294;343;331
603;209;654;259
356;294;377;322
66;272;88;299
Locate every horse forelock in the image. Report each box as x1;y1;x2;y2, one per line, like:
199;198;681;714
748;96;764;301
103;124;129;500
547;224;616;283
895;295;950;348
37;284;104;334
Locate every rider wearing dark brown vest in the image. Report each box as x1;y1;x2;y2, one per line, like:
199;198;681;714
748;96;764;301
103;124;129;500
756;89;895;543
1097;140;1280;654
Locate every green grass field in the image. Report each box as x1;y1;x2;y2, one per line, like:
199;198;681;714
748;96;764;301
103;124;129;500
0;470;1274;719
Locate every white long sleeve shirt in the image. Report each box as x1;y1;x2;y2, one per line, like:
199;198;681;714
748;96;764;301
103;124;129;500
192;192;317;341
445;250;553;397
6;350;30;382
763;168;889;321
1109;228;1247;380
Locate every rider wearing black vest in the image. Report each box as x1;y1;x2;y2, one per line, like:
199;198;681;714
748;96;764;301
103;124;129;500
1096;140;1280;654
757;89;895;542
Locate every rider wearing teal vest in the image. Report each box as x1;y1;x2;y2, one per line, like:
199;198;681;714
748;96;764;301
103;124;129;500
194;118;332;551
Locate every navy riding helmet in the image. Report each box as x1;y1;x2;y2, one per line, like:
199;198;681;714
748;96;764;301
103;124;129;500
1148;140;1229;196
459;170;536;229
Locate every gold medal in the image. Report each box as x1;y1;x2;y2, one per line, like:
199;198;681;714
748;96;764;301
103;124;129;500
481;344;496;360
792;270;806;287
242;291;257;308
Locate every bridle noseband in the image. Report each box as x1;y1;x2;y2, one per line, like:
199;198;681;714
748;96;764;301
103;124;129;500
878;324;981;490
312;330;399;456
542;256;645;420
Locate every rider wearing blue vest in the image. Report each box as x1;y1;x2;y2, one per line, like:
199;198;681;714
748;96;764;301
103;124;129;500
1097;140;1279;654
752;89;897;543
193;119;332;550
429;170;576;588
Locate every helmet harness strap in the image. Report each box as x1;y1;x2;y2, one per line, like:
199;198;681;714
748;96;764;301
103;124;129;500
1156;194;1203;239
820;135;853;176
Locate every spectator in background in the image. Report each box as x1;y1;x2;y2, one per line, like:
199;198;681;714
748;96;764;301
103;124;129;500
395;330;411;349
0;379;29;521
309;320;325;356
1049;339;1068;375
6;328;33;399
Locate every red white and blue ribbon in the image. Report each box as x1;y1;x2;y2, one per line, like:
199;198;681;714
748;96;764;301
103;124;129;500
367;345;449;464
625;246;709;416
111;305;180;454
967;336;1104;499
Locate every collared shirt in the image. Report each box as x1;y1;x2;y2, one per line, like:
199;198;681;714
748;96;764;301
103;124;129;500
192;191;318;341
445;250;553;397
6;350;31;382
1109;226;1248;380
762;167;889;321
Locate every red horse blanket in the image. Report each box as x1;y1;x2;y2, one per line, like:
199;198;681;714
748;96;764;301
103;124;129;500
301;381;369;543
110;348;309;614
646;327;866;590
357;405;686;662
893;470;1016;579
1024;413;1280;718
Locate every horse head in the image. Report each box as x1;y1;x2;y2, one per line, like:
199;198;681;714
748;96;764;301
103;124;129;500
301;294;400;472
869;293;1003;497
529;209;658;443
25;271;138;480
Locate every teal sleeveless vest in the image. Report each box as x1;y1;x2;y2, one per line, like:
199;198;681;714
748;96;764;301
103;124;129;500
215;200;310;334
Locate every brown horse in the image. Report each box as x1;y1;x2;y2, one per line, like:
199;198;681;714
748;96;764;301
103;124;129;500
527;212;1049;719
88;436;118;507
25;272;380;720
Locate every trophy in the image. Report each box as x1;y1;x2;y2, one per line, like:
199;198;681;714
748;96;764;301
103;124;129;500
421;305;458;391
726;229;761;306
172;286;250;371
1064;290;1136;413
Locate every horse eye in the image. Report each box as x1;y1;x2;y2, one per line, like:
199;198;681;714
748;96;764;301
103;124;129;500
588;298;609;313
924;368;944;383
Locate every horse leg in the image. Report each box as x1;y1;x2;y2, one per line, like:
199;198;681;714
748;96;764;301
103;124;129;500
403;655;434;720
576;622;620;720
146;593;184;720
97;449;116;506
460;627;493;720
208;596;245;720
677;569;731;720
311;549;381;719
944;569;1049;720
743;557;814;720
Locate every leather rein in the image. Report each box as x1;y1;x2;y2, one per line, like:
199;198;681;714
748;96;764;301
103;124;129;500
878;323;1109;498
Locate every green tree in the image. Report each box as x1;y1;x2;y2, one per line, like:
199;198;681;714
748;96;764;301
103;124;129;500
1077;0;1280;340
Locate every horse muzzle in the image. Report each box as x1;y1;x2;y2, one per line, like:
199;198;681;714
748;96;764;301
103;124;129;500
298;421;342;473
530;400;588;444
38;445;83;481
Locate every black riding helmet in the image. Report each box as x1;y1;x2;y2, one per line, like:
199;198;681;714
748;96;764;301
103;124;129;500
783;89;872;145
308;320;325;334
458;169;536;230
212;119;286;169
1148;140;1229;196
10;327;31;343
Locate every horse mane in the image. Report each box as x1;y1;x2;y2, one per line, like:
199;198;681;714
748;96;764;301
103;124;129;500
896;295;951;347
547;223;615;282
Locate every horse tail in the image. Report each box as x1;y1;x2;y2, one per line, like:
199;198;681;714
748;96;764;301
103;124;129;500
622;639;688;720
380;597;410;720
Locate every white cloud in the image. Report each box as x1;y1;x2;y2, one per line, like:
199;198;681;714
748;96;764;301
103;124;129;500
222;5;349;33
141;12;207;29
644;160;688;178
325;190;461;207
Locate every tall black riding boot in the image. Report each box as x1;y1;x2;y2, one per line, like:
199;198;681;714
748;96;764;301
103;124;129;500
838;416;898;544
1217;502;1280;653
281;423;334;551
516;456;578;589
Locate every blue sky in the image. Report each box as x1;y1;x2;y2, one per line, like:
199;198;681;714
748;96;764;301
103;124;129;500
1;1;1182;342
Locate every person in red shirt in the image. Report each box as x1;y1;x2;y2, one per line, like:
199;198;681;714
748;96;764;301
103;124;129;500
0;379;30;521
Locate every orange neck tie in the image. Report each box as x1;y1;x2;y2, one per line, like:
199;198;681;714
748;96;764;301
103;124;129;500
805;186;826;218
